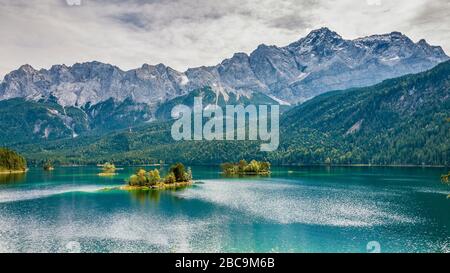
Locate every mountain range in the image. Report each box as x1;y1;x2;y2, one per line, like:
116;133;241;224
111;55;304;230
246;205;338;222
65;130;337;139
11;60;450;166
2;28;447;107
0;27;449;163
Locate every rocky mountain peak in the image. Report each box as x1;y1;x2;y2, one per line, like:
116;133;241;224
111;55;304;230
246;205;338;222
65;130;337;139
354;31;414;45
50;64;69;71
287;27;345;57
17;64;37;74
0;28;448;106
305;27;342;40
417;39;429;46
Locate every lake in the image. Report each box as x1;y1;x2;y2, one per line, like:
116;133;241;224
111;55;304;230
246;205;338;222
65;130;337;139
0;166;449;253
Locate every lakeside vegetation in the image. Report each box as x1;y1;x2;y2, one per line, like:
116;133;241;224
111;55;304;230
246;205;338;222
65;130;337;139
123;163;193;190
221;160;271;175
0;148;27;173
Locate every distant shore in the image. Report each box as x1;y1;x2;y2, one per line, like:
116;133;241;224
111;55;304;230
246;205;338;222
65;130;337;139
27;163;450;169
283;164;449;168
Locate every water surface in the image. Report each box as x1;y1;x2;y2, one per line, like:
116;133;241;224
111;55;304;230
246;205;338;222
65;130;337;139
0;166;449;253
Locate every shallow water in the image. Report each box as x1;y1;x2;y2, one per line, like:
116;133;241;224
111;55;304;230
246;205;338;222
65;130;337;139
0;166;449;253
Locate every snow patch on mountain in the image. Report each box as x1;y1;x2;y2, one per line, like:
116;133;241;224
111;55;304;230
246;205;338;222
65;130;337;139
268;95;291;106
0;28;447;107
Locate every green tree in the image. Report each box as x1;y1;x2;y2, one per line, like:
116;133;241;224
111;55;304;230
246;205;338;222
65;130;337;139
238;160;247;172
164;172;176;184
147;169;161;185
442;172;450;184
43;161;54;171
102;162;116;173
170;163;187;182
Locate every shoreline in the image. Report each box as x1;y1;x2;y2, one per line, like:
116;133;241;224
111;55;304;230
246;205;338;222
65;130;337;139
27;163;449;168
0;169;28;175
97;172;118;177
222;171;271;175
102;181;194;191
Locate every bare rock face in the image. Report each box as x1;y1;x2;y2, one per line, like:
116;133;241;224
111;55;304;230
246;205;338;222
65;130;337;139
1;28;448;108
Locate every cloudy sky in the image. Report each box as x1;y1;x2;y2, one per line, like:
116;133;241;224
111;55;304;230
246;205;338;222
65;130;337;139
0;0;449;78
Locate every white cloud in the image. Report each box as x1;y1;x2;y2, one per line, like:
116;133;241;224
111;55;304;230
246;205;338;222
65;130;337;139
66;0;81;6
0;0;448;78
366;0;382;6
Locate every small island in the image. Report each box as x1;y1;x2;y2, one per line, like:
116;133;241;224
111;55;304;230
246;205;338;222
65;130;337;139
121;163;193;190
0;148;27;174
97;162;118;176
221;160;271;175
441;172;449;184
43;161;55;171
442;172;450;198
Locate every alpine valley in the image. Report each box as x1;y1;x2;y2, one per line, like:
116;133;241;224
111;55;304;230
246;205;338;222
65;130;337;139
1;28;449;166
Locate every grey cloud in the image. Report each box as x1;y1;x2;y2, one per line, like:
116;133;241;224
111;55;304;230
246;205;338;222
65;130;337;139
112;12;152;30
269;14;312;31
267;0;318;30
0;0;448;78
411;0;450;26
404;0;450;49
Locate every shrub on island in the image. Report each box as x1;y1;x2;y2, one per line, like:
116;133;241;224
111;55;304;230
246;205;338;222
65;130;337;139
164;172;176;184
221;160;271;175
129;168;161;186
102;162;116;172
126;163;193;189
442;172;450;198
442;172;449;184
43;161;54;171
170;163;192;182
98;162;118;176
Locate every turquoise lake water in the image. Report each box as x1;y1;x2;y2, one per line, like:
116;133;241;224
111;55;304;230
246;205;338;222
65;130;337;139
0;166;449;253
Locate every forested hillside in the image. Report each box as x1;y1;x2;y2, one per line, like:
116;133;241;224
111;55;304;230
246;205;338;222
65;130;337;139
11;61;450;166
0;148;27;172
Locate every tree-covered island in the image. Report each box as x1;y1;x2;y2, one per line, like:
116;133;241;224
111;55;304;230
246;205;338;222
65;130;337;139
97;162;118;176
121;163;193;190
221;160;271;175
43;161;54;171
442;172;450;184
0;148;27;174
442;172;450;198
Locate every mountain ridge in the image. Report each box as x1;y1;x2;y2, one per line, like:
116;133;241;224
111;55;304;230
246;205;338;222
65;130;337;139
11;60;450;166
1;27;448;107
0;27;448;145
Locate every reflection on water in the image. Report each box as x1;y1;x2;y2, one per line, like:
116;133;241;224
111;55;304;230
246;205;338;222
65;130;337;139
128;186;193;205
221;173;271;179
129;189;161;204
0;172;26;184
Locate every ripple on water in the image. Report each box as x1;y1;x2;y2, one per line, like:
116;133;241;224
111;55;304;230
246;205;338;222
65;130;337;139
175;179;419;227
0;185;112;203
0;210;228;253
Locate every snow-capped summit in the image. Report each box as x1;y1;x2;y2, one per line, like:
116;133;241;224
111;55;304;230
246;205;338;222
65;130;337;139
301;27;343;45
0;28;448;106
